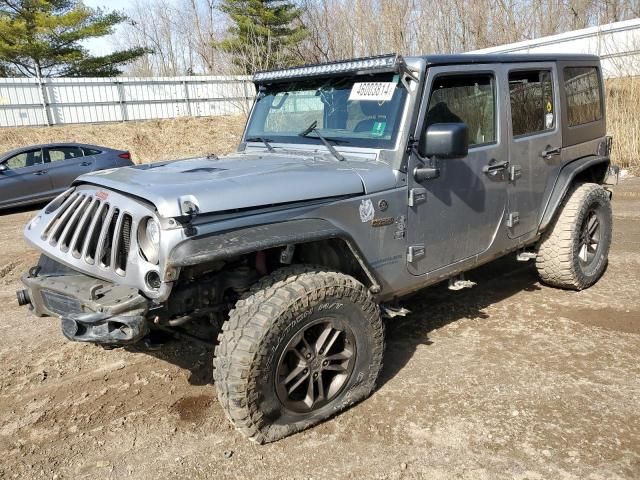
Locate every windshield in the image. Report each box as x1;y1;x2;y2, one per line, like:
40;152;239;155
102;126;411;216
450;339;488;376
245;72;408;149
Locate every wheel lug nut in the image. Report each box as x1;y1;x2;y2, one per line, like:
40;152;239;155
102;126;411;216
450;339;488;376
303;368;308;373
305;353;311;359
322;360;328;367
313;372;318;378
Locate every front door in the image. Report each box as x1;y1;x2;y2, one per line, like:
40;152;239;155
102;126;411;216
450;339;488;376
407;65;508;275
0;148;53;208
506;64;562;238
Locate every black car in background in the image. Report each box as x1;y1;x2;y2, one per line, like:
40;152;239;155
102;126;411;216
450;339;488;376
0;143;133;210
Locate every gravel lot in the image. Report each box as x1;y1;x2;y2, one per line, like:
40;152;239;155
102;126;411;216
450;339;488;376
0;179;638;480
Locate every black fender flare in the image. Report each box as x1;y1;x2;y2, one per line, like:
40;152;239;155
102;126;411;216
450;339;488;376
538;155;610;232
166;218;381;291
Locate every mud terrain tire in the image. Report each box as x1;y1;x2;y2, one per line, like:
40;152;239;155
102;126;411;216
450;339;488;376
213;265;384;443
536;182;612;290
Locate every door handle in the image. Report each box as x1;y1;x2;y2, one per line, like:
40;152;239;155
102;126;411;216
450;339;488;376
33;170;47;175
482;159;509;174
80;161;92;166
541;147;561;159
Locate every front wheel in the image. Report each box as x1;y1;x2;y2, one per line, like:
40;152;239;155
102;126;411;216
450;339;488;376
213;266;384;443
536;182;613;290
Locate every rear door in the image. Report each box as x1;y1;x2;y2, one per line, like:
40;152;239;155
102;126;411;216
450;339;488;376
506;64;562;237
0;148;53;208
45;145;94;194
407;65;509;275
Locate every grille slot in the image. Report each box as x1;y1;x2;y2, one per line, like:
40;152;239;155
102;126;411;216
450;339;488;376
100;208;120;268
60;195;91;252
41;192;79;240
39;192;133;276
116;214;132;274
46;193;83;245
71;199;100;258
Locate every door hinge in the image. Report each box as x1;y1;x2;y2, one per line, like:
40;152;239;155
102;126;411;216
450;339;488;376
407;244;425;263
509;165;522;182
408;188;427;207
506;212;520;228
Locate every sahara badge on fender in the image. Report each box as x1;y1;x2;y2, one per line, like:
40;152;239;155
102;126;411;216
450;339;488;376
371;217;394;227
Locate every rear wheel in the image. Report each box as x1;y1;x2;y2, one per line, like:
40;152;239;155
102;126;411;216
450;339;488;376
213;266;384;443
536;182;612;290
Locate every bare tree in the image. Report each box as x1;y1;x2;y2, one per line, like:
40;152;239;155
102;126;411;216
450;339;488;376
116;0;228;76
115;0;640;74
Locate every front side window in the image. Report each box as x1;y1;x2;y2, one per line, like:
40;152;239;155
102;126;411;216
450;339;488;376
425;74;496;147
5;149;43;169
509;70;555;137
245;73;408;149
47;146;84;162
564;67;602;126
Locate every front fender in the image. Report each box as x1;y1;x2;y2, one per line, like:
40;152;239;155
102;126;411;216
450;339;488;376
166;218;382;292
167;219;345;268
538;155;610;232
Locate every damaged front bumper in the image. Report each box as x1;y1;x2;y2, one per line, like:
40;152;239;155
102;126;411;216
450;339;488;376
19;259;151;344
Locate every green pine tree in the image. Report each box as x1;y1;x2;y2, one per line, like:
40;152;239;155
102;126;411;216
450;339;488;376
0;0;148;77
218;0;307;73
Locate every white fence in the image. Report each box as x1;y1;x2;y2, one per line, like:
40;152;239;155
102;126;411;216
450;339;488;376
0;75;256;127
470;18;640;78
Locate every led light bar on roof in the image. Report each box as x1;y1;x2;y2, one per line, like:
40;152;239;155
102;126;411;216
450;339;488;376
253;54;400;82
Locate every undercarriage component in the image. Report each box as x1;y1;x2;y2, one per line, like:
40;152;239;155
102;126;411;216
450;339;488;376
163;265;258;325
516;251;537;262
382;305;411;318
448;274;476;291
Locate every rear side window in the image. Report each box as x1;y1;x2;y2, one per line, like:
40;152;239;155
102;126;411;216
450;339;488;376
509;70;555;137
47;146;84;162
564;67;602;126
83;148;101;156
426;74;496;147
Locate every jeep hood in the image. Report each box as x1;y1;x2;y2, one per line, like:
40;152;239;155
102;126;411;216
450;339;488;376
75;152;397;218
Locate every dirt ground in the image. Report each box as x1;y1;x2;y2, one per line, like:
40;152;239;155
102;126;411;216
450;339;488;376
0;179;638;480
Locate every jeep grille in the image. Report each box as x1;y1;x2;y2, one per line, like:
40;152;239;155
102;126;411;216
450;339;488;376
41;191;133;276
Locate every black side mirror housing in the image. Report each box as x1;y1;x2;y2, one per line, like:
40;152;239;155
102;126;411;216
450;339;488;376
418;123;469;159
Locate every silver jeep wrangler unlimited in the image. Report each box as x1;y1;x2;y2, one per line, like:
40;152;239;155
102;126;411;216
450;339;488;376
18;53;617;443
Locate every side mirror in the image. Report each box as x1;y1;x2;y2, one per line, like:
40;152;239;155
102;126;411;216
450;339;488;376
418;123;469;159
0;163;7;173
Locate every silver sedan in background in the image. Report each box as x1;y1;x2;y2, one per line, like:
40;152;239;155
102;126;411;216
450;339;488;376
0;143;134;210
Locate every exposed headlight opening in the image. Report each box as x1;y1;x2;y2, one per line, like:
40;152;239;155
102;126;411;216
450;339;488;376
138;217;160;265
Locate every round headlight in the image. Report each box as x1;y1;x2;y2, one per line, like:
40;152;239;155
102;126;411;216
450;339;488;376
138;217;160;264
146;218;160;246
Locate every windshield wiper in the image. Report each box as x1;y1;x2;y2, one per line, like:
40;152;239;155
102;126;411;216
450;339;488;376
245;136;275;152
298;121;345;162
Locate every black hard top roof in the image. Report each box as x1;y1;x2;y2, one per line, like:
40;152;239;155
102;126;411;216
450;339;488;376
413;53;600;66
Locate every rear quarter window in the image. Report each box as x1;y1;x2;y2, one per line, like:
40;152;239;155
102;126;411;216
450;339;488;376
564;67;603;127
509;70;555;137
83;148;102;156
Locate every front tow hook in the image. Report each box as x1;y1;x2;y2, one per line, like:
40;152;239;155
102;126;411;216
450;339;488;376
16;289;31;307
61;312;149;344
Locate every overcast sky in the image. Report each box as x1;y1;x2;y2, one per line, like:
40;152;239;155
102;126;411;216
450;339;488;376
82;0;132;55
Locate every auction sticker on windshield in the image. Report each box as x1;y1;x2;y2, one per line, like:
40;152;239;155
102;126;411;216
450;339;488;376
349;82;396;102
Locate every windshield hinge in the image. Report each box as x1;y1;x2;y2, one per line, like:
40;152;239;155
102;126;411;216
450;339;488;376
407;135;418;153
